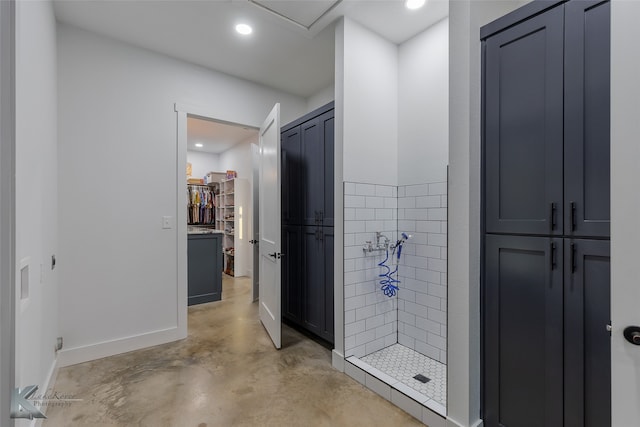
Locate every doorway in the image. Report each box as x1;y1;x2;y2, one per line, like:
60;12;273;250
175;104;260;334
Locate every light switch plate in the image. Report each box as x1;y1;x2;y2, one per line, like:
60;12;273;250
162;216;173;229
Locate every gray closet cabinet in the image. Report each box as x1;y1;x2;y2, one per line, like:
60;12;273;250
484;0;610;238
482;2;611;426
484;235;564;427
484;5;564;236
484;235;611;427
564;239;611;427
281;102;334;344
187;233;223;306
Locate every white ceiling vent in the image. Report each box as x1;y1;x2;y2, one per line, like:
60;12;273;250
249;0;342;30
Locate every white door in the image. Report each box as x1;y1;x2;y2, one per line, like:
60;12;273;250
251;143;260;302
258;104;281;349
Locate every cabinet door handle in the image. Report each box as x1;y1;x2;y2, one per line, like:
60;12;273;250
550;202;557;231
550;242;557;270
570;242;577;273
268;252;277;258
570;201;576;232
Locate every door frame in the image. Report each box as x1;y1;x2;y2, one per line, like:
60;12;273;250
251;143;260;302
0;0;15;424
174;103;259;332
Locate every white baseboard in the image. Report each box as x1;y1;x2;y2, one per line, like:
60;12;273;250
57;326;186;367
332;349;344;372
32;356;58;427
446;417;483;427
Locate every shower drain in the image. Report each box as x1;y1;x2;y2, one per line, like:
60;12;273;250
413;374;431;383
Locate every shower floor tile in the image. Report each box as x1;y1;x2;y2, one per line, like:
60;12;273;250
361;344;447;407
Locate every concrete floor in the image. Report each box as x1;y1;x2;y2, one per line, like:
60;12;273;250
43;276;424;426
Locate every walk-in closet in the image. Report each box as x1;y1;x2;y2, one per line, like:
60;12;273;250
186;116;257;306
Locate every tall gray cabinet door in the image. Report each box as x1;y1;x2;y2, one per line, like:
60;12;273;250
320;111;334;227
484;234;563;427
484;7;564;235
564;239;610;427
281;225;303;323
301;118;324;227
322;228;334;341
564;0;610;238
302;226;324;337
281;126;302;225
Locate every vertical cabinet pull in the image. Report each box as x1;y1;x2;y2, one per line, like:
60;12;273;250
550;202;557;230
570;201;576;231
570;242;577;273
550;242;557;270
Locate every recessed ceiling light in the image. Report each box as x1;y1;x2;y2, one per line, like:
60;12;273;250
405;0;426;10
235;24;253;36
195;143;203;148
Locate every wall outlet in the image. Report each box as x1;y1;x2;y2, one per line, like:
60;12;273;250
162;216;173;229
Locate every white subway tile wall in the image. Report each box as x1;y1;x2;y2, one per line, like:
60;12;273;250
343;181;448;364
344;182;398;358
398;182;447;364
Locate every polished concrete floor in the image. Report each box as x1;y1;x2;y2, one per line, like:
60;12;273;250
43;276;424;426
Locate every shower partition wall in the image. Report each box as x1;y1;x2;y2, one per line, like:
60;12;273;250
343;180;448;422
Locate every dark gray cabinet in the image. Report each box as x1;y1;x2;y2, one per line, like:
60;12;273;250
281;126;302;225
281;102;334;344
282;224;302;323
564;0;611;238
484;6;564;236
482;2;610;426
187;233;223;305
302;227;334;343
484;1;610;238
484;235;564;427
564;239;611;427
484;236;611;427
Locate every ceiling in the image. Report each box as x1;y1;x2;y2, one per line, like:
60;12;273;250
53;0;449;98
187;117;258;154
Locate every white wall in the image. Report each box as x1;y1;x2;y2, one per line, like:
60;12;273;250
0;0;15;424
611;1;640;425
342;18;398;186
56;24;306;366
186;150;220;180
218;138;255;185
398;18;449;186
448;2;529;426
307;84;335;114
14;0;59;418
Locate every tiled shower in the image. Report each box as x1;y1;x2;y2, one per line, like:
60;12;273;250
343;181;447;419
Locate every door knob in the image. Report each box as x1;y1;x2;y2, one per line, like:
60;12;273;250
623;326;640;345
